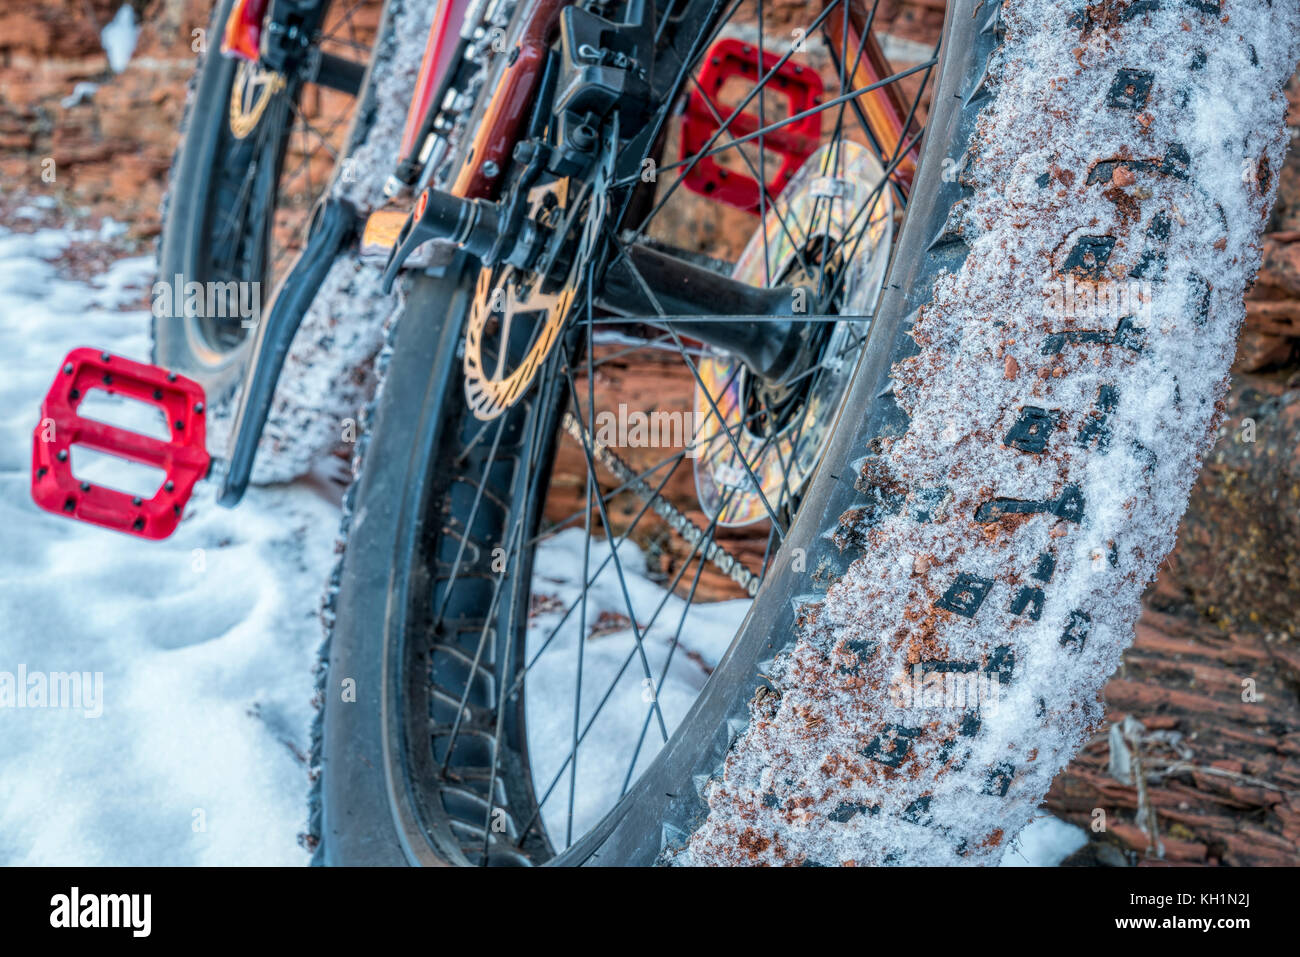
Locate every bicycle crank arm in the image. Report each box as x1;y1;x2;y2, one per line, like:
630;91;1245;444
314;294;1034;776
217;196;359;507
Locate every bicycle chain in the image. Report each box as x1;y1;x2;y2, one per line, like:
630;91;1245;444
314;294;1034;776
561;410;761;597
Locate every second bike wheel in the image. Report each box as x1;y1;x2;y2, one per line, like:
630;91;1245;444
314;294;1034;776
316;0;942;864
154;0;386;404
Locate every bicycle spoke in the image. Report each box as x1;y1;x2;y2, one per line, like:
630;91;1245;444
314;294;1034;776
321;0;371;42
479;348;564;863
622;0;849;226
288;101;344;162
684;71;814;279
602;226;789;538
434;417;508;623
561;365;671;742
655;58;937;179
519;473;741;839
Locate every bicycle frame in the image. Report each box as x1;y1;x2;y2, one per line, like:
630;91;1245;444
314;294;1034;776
390;0;921;201
392;0;478;187
221;0;919;198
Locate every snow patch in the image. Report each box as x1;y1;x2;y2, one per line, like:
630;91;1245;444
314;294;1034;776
0;224;339;864
61;82;100;109
100;6;139;75
999;814;1088;866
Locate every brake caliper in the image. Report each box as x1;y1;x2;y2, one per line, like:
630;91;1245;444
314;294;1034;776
680;37;825;214
31;349;210;540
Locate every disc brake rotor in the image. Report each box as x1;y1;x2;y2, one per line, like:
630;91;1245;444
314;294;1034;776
693;142;894;526
463;158;609;420
463;265;577;420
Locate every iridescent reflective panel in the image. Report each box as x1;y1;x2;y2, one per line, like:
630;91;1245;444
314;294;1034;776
694;142;894;526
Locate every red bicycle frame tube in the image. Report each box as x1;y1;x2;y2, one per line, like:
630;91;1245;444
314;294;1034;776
451;0;570;198
395;0;476;170
221;0;270;61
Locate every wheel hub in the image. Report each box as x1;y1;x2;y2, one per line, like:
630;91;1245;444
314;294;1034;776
693;142;895;527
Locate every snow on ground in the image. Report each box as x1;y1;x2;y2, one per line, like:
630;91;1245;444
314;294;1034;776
999;814;1088;867
100;5;139;75
526;528;751;845
0;222;338;865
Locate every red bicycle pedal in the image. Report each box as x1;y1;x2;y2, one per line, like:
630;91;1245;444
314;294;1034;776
679;37;825;214
31;348;211;540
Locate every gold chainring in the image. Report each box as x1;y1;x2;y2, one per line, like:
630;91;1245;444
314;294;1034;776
229;60;287;140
